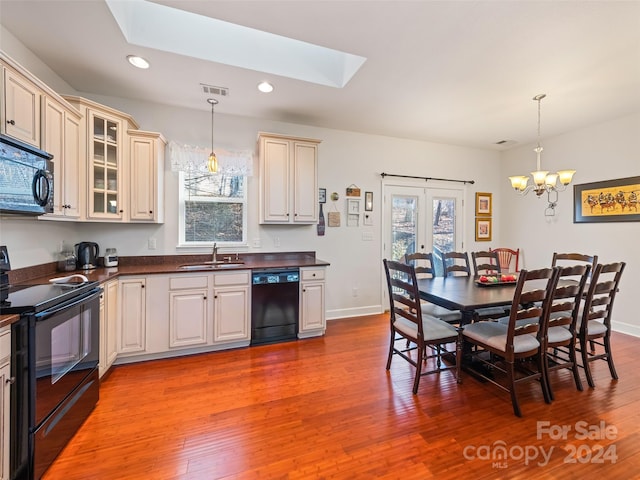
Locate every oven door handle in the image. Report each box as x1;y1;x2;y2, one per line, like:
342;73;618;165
35;288;102;319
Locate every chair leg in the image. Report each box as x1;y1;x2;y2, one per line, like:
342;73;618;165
544;351;555;402
569;342;584;392
604;336;619;380
386;332;395;370
506;360;522;417
537;353;552;404
456;332;463;384
412;342;424;394
580;338;596;388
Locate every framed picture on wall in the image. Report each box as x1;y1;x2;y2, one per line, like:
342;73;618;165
475;218;492;241
475;192;492;216
573;176;640;223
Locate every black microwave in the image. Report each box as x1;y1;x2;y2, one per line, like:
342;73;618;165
0;133;54;215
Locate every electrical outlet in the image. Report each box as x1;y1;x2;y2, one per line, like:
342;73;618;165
352;287;358;297
253;238;261;248
148;237;157;250
274;237;281;247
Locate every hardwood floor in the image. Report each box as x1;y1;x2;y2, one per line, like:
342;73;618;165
44;314;640;479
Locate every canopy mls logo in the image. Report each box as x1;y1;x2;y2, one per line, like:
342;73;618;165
463;420;619;469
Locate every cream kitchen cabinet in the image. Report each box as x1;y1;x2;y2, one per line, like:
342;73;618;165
42;96;82;218
258;132;320;224
128;130;166;223
0;326;11;480
118;276;146;355
213;271;251;344
168;275;209;348
299;267;326;338
1;65;41;147
99;279;118;377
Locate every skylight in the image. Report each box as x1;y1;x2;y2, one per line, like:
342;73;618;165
105;0;366;88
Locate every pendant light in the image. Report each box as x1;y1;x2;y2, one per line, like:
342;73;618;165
207;98;218;173
508;94;576;216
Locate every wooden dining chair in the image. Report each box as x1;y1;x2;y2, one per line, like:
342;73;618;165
441;251;471;277
404;252;462;325
383;259;459;394
471;250;501;276
457;267;559;417
543;264;591;400
576;262;626;388
490;247;520;272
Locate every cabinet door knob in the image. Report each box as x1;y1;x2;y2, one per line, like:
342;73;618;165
6;377;15;385
141;285;145;288
6;119;15;125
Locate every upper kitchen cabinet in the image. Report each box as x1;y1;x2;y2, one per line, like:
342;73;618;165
1;61;42;147
128;130;166;223
258;132;320;224
42;96;82;219
64;96;139;221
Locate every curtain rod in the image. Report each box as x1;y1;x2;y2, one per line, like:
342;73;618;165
380;172;475;185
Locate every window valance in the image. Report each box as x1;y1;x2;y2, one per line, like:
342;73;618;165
169;141;254;176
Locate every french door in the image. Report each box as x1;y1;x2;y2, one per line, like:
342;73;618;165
383;183;464;276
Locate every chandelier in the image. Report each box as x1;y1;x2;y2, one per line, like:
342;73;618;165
508;94;575;216
207;98;218;173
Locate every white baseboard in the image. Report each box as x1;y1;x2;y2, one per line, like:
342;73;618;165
612;321;640;338
326;304;384;321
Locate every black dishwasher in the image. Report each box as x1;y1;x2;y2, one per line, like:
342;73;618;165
251;269;299;345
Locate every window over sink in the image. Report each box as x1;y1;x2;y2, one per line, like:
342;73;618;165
178;171;247;246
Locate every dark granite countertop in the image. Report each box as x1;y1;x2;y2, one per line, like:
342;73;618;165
0;252;329;327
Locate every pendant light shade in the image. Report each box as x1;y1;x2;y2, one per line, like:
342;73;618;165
207;98;219;173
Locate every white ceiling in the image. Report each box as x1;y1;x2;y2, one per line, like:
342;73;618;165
1;0;639;150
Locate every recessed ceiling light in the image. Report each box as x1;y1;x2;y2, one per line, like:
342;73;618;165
127;55;150;69
258;82;274;93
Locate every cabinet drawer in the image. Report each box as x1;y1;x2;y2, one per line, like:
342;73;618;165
214;271;250;286
0;327;10;365
169;275;209;290
301;268;325;281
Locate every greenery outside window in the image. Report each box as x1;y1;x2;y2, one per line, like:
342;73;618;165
178;171;247;246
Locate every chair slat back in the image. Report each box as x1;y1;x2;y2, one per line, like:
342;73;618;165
383;259;423;336
471;250;501;276
581;262;625;330
552;252;598;274
404;252;435;279
547;264;591;331
506;268;559;344
490;247;520;272
442;251;471;277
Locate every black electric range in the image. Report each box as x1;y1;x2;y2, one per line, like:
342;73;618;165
0;281;100;315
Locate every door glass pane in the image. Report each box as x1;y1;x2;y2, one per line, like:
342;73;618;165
432;197;456;276
391;194;418;261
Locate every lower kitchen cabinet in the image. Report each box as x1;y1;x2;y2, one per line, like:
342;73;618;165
0;326;11;480
299;267;326;337
213;271;250;344
168;275;209;348
118;277;146;355
99;279;118;377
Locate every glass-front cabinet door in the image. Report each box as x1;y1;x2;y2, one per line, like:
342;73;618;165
89;112;122;219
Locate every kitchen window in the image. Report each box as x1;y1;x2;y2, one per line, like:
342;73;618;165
178;171;247;246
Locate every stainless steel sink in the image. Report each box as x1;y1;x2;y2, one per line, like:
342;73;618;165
178;262;245;270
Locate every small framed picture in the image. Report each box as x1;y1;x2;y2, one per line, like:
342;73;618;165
347;199;360;214
365;191;373;211
475;192;492;216
475;218;492;241
319;188;326;204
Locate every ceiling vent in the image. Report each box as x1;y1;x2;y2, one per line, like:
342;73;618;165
495;139;517;147
201;83;229;97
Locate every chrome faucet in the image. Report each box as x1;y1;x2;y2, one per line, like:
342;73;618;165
212;243;218;262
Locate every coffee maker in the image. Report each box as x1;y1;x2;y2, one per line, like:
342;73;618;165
75;242;99;270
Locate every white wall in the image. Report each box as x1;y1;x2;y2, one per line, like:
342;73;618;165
3;26;636;332
500;112;640;336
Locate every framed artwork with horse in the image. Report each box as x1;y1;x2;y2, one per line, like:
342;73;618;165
574;176;640;223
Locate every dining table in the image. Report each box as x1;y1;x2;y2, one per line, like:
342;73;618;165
417;275;517;325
